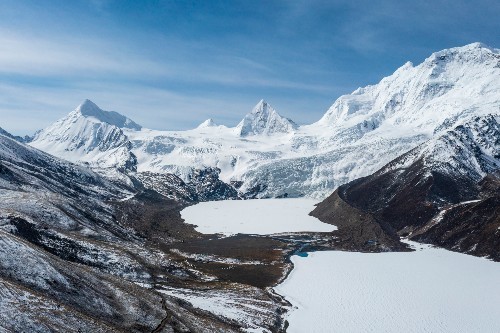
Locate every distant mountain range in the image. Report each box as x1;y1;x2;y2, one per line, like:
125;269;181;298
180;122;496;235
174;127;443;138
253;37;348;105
29;42;499;199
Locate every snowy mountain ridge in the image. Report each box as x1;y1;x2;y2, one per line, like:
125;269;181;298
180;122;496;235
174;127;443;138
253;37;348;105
317;42;499;131
377;114;500;185
312;113;500;260
29;43;500;198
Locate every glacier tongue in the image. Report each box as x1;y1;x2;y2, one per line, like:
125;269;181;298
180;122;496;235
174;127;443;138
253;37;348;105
29;43;500;199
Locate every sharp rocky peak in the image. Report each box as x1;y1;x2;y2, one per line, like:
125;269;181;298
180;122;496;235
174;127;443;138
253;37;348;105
236;100;297;136
251;99;272;114
29;99;139;171
74;99;142;131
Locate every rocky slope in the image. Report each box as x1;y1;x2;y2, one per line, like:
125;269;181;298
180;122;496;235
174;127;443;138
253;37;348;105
0;132;295;332
0;132;165;331
136;167;240;203
311;115;500;260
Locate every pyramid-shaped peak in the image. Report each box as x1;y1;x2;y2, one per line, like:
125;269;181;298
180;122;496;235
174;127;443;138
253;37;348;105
197;118;218;128
74;99;142;130
255;99;267;107
77;99;101;116
251;99;274;113
236;100;297;136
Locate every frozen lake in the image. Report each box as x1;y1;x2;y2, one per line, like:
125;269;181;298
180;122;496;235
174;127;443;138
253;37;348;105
181;198;336;235
276;242;500;333
182;199;500;332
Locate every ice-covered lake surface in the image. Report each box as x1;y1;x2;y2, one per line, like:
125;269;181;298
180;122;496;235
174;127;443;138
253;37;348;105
181;198;336;235
276;241;500;333
182;199;500;332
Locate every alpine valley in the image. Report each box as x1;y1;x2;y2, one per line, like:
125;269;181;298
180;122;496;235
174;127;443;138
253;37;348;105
1;43;499;332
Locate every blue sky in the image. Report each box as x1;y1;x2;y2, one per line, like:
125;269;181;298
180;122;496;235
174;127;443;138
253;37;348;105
0;0;499;135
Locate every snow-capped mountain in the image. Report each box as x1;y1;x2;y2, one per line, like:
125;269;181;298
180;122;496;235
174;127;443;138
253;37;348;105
75;99;141;130
197;118;218;128
30;99;138;171
30;43;500;198
3;42;500;332
379;114;500;183
318;42;499;130
312;114;500;260
238;43;500;197
235;99;298;136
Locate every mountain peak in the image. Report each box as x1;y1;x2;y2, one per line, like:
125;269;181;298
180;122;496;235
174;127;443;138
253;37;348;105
424;42;498;66
197;118;218;129
250;99;271;115
77;99;100;115
236;100;297;136
317;42;499;128
74;99;142;130
253;98;266;108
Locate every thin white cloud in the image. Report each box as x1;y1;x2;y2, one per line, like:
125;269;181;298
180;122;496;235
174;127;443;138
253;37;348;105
0;29;336;94
0;30;173;77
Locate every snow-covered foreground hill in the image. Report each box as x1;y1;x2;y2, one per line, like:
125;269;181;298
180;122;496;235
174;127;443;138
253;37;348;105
276;242;500;333
30;42;500;198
